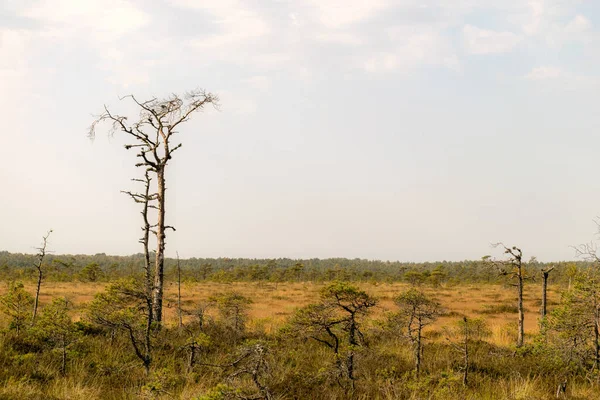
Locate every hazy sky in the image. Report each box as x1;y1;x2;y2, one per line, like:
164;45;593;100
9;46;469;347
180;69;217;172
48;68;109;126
2;0;600;261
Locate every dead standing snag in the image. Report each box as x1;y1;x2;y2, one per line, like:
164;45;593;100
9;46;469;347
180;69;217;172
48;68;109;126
32;230;52;325
486;243;533;348
89;89;219;324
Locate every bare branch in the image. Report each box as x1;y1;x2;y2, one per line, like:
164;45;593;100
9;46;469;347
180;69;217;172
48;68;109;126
573;242;600;263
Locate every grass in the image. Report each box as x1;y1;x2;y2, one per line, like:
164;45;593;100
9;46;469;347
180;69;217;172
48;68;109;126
0;281;558;344
0;279;595;400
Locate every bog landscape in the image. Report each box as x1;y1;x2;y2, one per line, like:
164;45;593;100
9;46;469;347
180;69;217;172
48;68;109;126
1;93;599;400
0;248;599;399
3;1;600;399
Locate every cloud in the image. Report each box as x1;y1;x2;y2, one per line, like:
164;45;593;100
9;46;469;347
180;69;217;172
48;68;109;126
565;15;591;34
170;0;268;49
245;76;271;91
463;25;521;54
306;0;389;29
217;90;258;115
0;29;28;71
172;0;291;72
364;26;459;73
524;66;600;90
526;66;562;80
514;1;593;48
99;47;154;87
0;29;33;112
523;0;544;36
22;0;150;41
13;0;152;88
364;52;400;73
314;32;364;46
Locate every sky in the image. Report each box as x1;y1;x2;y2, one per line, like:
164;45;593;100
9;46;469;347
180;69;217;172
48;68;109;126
1;0;600;262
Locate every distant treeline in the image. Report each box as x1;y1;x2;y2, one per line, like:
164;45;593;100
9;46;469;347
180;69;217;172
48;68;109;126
0;251;588;285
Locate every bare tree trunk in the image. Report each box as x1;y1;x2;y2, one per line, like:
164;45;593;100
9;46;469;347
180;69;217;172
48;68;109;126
153;168;166;323
490;244;526;347
595;308;600;371
144;319;152;375
541;271;548;318
541;267;554;321
138;171;155;347
517;269;524;347
140;171;153;313
61;340;67;376
32;230;52;325
122;172;155;334
188;344;197;372
415;320;422;377
125;171;155;367
33;268;43;325
347;316;357;390
177;251;182;328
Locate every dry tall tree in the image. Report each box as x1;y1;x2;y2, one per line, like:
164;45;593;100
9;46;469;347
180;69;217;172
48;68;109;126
485;243;532;347
32;230;52;325
89;89;219;323
540;265;554;319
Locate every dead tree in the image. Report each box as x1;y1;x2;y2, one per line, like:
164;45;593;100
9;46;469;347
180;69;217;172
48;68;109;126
122;170;156;330
541;266;555;319
227;343;273;400
89;89;219;323
32;230;52;325
487;243;531;348
198;342;274;400
458;317;470;386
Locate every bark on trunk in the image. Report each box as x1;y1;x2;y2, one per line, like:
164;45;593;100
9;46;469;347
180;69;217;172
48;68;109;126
32;230;51;325
141;171;154;333
517;267;524;348
61;340;67;375
541;271;549;318
32;268;42;325
595;311;600;371
347;316;357;389
188;345;196;372
152;168;166;323
415;320;422;377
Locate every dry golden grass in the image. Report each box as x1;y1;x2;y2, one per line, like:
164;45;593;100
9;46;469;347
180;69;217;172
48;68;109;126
1;281;560;345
